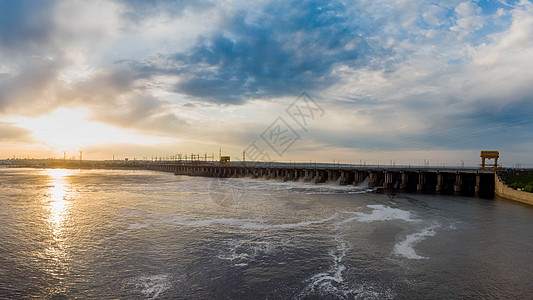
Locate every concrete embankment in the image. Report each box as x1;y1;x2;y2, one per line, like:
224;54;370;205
495;174;533;206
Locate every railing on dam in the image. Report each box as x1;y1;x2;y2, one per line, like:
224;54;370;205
147;161;495;198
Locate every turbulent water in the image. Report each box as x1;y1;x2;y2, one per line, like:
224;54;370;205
0;168;532;299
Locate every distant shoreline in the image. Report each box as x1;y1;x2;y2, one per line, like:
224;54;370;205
1;165;146;171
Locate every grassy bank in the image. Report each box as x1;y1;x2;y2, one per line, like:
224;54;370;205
501;172;533;193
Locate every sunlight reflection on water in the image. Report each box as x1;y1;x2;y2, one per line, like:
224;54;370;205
46;169;71;235
44;169;72;277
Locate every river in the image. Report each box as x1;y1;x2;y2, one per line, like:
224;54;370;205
0;168;531;299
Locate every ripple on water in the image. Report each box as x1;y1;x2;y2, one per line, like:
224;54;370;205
125;274;172;299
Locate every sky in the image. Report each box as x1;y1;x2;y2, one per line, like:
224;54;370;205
0;0;532;167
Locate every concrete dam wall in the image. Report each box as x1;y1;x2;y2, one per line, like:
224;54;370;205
147;162;495;198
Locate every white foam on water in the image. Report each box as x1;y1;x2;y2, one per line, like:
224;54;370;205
165;213;339;231
124;213;339;236
393;224;439;260
354;176;370;187
169;217;254;227
130;274;171;299
261;212;339;230
229;176;373;195
347;188;378;194
332;212;361;228
122;216;189;233
128;222;150;230
353;205;420;223
298;230;394;299
298;211;398;299
218;237;293;266
218;244;252;265
298;234;349;298
233;262;249;267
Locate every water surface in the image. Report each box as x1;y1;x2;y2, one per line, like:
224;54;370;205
0;168;531;299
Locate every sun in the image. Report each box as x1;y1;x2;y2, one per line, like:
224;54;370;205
13;107;173;155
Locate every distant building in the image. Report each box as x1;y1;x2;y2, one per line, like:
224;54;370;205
220;156;230;165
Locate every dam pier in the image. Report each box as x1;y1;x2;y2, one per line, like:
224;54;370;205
147;162;495;198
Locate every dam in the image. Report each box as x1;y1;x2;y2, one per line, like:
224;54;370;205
147;162;495;198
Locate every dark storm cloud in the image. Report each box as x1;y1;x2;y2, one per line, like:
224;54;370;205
126;0;372;104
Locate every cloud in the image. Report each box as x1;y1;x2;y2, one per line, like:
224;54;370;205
115;0;211;27
299;0;533;159
422;4;449;27
0;122;33;142
125;0;372;104
0;0;191;137
450;1;486;38
56;66;187;136
0;0;58;58
0;0;532;164
0;56;65;116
